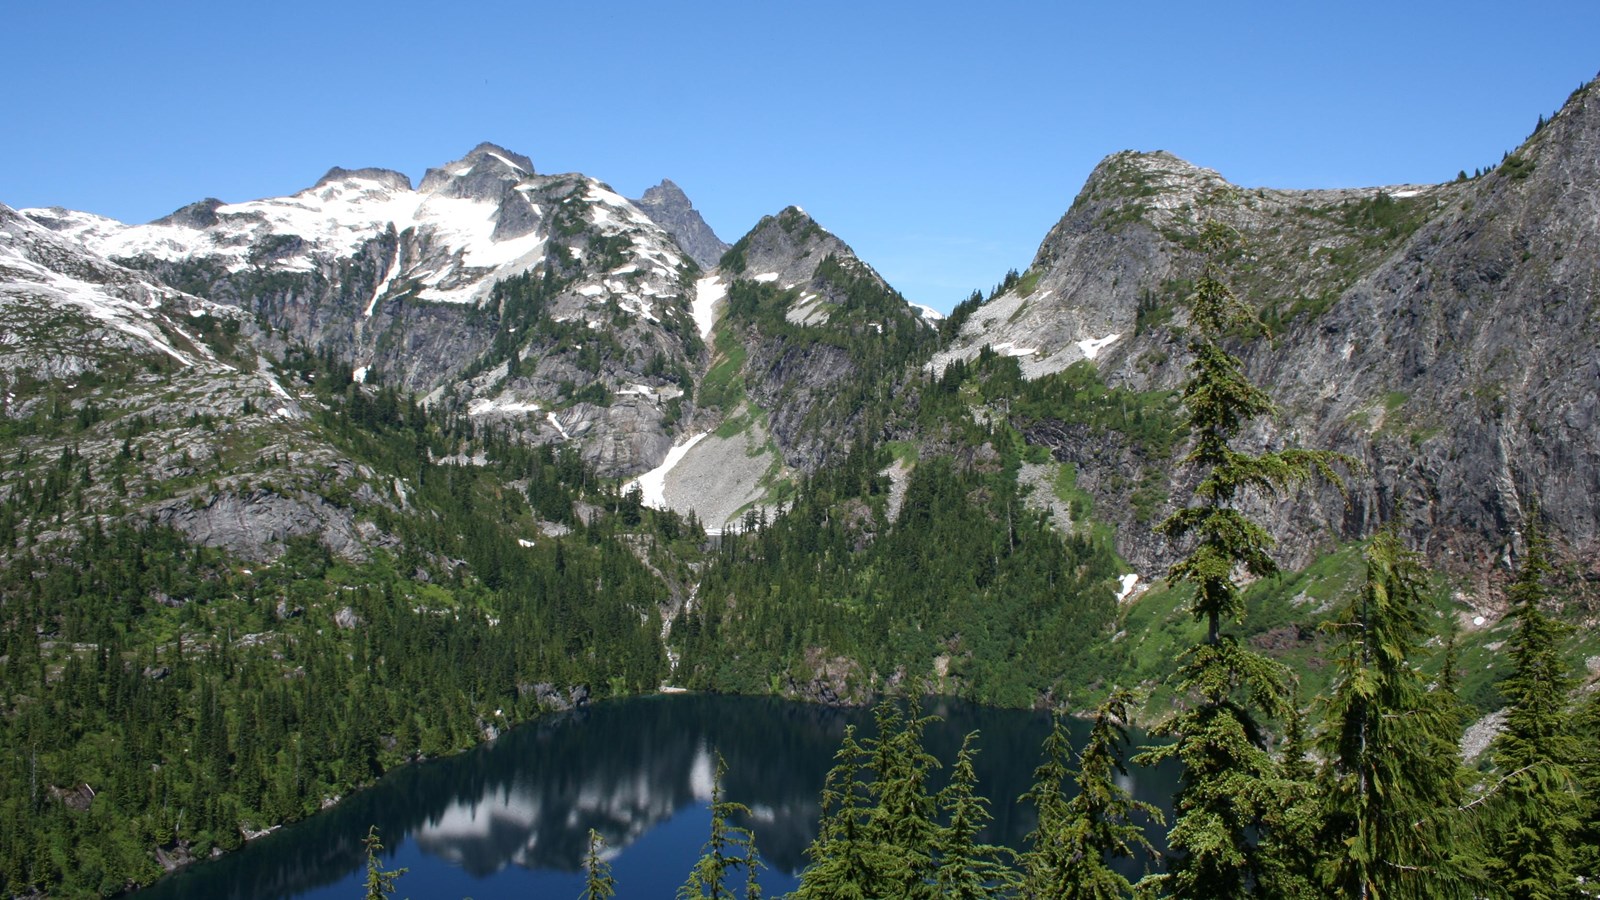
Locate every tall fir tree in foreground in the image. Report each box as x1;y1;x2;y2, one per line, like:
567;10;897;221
1485;514;1582;899
582;828;617;900
935;732;1018;899
1573;688;1600;888
796;699;945;898
680;754;763;900
794;724;875;900
360;826;406;900
1315;526;1475;898
863;700;942;898
1135;223;1343;898
1254;693;1320;900
1021;690;1161;899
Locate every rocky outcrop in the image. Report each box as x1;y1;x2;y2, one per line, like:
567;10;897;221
313;167;411;192
714;207;934;472
417;142;534;201
152;198;226;229
947;75;1600;576
152;488;370;563
721;206;859;286
634;179;729;269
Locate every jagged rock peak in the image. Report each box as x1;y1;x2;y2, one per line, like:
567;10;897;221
312;167;413;192
633;178;728;269
637;178;690;207
418;143;535;197
462;141;534;172
722;205;851;279
151;198;226;229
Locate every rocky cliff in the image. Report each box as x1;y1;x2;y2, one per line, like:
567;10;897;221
0;202;404;562
942;78;1600;578
633;179;729;269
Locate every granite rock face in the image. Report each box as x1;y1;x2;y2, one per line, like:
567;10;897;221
0;203;414;563
633;179;729;270
716;207;931;470
27;145;711;479
947;76;1600;576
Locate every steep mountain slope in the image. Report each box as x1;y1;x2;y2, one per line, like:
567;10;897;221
940;79;1600;578
626;207;939;530
24;144;712;478
633;179;729;269
1;203;693;898
0;201;392;561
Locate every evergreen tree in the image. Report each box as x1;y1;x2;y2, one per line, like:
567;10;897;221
1134;223;1344;898
935;732;1018;898
795;699;954;899
1485;514;1582;899
1315;526;1474;898
1254;693;1320;900
1022;690;1159;899
1573;689;1600;890
360;826;406;900
582;828;616;900
862;699;942;899
795;726;879;900
680;753;762;900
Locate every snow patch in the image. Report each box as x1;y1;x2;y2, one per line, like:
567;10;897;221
352;366;369;384
546;412;571;439
628;432;709;509
1076;333;1121;360
468;396;541;416
991;342;1038;357
260;365;293;400
1115;574;1140;603
364;241;403;317
691;275;726;339
487;152;526;173
73;170;546;307
752;272;780;283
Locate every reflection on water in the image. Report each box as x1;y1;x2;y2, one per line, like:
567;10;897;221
132;694;1178;899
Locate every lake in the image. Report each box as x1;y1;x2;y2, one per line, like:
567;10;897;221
131;693;1178;899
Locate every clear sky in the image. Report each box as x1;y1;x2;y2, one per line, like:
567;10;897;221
5;1;1597;312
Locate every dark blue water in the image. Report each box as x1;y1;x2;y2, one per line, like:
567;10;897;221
131;694;1177;899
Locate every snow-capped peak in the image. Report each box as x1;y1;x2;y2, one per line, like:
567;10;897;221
418;143;535;197
0;203;240;371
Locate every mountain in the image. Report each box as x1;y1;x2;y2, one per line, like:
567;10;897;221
624;205;938;530
23;143;722;479
0;199;684;897
0;201;403;561
633;179;729;269
6;76;1600;897
936;78;1600;582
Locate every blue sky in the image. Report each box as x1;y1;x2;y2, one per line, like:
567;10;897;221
5;1;1598;311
